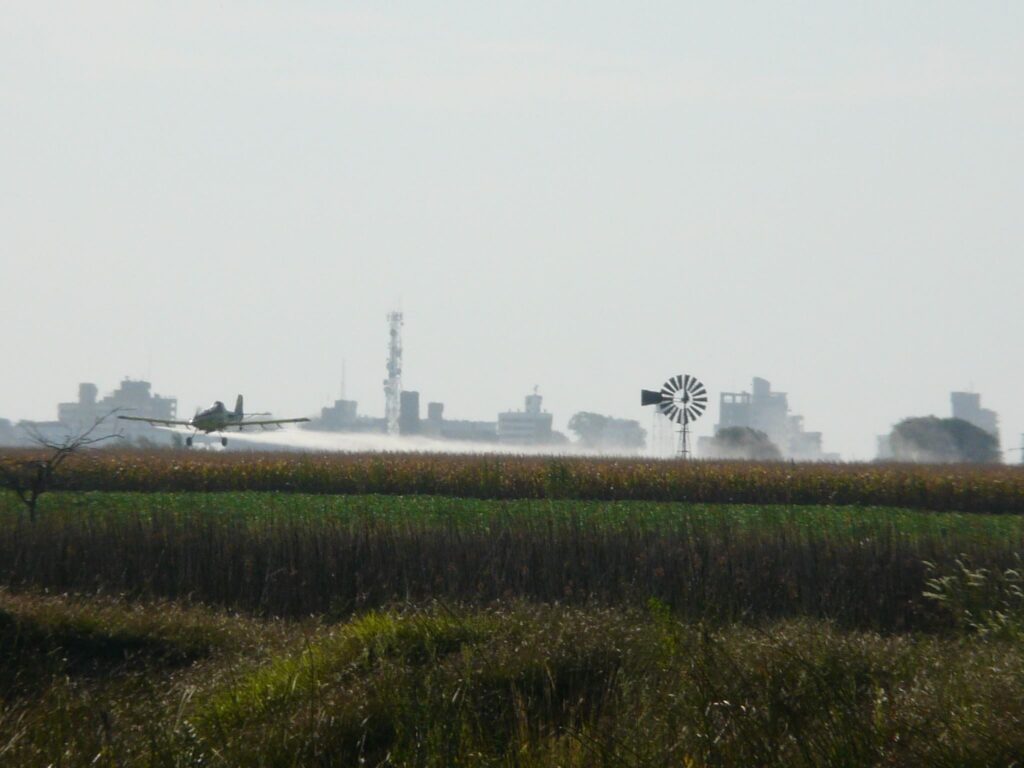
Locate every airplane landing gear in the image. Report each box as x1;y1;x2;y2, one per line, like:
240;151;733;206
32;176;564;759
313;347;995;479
221;437;228;447
185;436;193;448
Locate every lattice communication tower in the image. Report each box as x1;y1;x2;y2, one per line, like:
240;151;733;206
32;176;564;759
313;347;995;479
384;311;403;436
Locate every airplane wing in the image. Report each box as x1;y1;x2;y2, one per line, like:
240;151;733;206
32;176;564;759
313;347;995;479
118;415;193;427
231;417;310;430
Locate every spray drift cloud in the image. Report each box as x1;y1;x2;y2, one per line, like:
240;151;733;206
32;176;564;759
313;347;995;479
199;426;580;456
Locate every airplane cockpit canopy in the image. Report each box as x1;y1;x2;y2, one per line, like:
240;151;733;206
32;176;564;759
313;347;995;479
212;401;226;411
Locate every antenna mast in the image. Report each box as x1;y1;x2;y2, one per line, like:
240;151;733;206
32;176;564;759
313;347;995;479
384;312;403;436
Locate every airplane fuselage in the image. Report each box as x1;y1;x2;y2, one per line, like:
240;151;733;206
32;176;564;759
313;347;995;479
190;401;242;433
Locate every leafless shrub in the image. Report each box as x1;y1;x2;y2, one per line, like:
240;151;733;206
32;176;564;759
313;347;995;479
0;412;122;522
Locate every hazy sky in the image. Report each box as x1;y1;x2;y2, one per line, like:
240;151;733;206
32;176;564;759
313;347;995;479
2;2;1021;459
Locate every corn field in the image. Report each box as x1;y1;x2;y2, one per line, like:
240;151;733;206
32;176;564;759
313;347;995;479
2;449;1023;513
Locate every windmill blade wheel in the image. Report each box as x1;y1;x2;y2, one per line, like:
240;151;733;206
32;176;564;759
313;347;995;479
656;374;707;425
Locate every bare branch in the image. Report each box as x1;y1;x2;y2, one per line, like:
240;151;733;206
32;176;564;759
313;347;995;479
3;408;126;522
26;408;126;450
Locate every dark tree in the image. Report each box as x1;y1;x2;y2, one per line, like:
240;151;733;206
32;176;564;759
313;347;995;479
568;412;646;452
889;416;999;464
705;427;783;461
568;412;609;448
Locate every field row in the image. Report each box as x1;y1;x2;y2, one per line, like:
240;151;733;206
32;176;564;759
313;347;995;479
3;491;1022;630
4;449;1024;512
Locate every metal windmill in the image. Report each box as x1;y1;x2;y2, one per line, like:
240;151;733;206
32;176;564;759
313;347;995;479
641;374;708;458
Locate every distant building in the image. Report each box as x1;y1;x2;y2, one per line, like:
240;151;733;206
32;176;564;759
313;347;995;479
421;402;498;442
315;399;359;430
306;399;385;433
699;377;836;461
0;418;17;446
399;391;421;435
498;390;554;445
306;314;558;448
717;378;788;443
951;392;999;441
312;387;555;447
306;394;499;441
14;420;68;446
18;379;178;447
309;312;563;449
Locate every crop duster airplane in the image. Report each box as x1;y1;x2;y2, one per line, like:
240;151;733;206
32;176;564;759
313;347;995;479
119;395;309;447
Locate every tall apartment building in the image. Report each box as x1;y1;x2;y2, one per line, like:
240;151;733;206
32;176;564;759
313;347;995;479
498;390;553;445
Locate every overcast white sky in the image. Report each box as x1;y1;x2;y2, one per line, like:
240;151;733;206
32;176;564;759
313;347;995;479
1;2;1021;459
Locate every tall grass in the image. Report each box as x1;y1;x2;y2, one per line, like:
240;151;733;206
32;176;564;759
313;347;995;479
2;449;1021;513
4;597;1024;767
0;591;297;767
192;604;1024;767
3;492;1022;630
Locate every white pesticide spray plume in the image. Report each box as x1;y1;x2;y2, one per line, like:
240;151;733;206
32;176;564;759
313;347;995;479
198;426;596;456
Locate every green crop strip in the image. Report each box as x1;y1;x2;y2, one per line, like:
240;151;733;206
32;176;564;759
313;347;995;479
2;491;1022;630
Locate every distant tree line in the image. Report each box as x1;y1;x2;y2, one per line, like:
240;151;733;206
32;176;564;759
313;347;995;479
567;412;646;453
703;427;783;461
887;416;998;464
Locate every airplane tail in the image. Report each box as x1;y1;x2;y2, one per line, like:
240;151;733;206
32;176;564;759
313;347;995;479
234;395;244;417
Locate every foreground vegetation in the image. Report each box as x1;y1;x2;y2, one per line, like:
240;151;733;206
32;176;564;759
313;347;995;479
2;449;1023;513
2;592;1023;767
